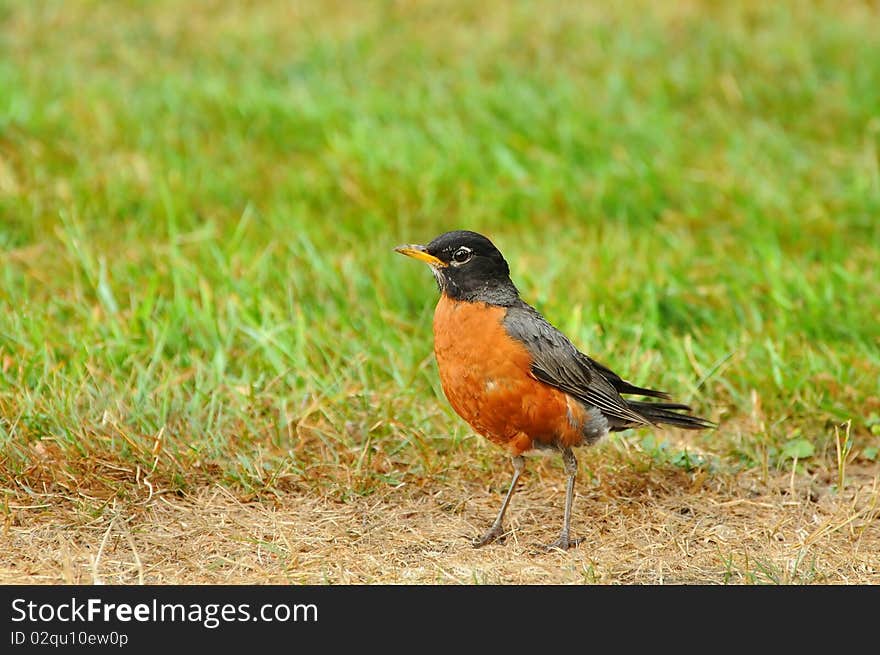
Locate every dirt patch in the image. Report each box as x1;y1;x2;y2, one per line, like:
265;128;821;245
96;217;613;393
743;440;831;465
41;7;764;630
2;463;877;584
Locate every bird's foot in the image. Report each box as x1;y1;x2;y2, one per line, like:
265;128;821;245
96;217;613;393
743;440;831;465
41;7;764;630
472;524;507;548
539;534;583;552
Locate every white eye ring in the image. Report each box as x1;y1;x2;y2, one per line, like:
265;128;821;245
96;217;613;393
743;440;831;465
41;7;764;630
451;247;472;265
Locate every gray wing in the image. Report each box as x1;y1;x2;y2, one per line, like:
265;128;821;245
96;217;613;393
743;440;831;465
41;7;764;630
502;301;653;427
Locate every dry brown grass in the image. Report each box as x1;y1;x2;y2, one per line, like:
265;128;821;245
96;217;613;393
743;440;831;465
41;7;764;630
3;451;877;585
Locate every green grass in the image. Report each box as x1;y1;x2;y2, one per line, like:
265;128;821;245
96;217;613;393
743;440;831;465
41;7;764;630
1;0;879;499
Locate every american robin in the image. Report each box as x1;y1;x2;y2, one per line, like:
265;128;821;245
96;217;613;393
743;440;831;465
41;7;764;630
395;230;714;550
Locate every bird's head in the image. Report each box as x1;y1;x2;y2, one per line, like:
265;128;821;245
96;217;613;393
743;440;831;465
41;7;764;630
395;230;519;305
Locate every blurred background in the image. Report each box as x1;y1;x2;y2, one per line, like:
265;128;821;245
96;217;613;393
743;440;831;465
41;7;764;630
1;0;878;499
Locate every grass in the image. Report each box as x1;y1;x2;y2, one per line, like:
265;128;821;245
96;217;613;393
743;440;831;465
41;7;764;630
1;0;879;583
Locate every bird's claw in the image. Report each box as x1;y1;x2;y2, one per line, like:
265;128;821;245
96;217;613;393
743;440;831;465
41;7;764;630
539;534;583;552
473;525;506;548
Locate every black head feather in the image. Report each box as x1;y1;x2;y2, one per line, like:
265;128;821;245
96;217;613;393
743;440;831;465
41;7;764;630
422;231;519;305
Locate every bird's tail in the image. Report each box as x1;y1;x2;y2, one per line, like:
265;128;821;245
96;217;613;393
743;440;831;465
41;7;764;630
628;401;716;430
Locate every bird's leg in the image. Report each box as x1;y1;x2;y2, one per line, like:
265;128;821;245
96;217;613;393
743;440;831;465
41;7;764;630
544;447;582;551
473;455;525;547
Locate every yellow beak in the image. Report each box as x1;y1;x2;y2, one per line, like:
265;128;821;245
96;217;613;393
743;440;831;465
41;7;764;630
394;244;447;267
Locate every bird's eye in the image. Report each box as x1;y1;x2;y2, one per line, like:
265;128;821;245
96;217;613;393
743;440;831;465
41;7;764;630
452;247;472;264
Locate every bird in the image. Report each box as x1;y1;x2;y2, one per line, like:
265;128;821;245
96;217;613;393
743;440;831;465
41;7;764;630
395;229;715;550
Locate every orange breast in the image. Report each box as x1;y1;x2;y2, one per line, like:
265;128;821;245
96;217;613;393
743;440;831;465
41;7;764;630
432;295;587;456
